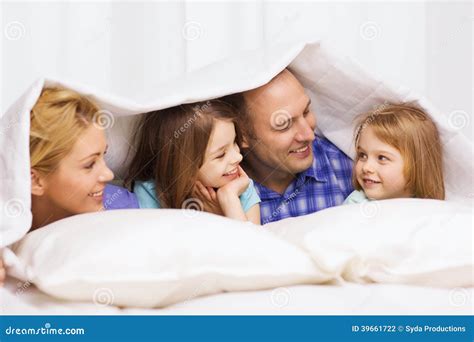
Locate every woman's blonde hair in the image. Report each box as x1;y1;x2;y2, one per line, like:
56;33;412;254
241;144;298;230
30;87;100;174
353;103;445;200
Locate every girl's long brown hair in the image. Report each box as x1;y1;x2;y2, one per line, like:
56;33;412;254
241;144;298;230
125;100;242;208
352;103;445;200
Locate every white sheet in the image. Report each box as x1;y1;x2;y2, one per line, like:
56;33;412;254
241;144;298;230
2;277;472;315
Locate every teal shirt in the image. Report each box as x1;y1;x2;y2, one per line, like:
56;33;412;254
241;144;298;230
343;190;371;204
134;179;261;213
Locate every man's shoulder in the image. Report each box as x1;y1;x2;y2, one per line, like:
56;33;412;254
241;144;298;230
313;135;350;159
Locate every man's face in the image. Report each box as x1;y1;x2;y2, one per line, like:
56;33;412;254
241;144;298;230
244;69;316;179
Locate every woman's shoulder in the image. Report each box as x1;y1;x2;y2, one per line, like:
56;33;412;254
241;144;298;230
103;183;140;209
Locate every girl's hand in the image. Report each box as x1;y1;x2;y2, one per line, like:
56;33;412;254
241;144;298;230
218;165;250;198
192;181;224;216
0;257;5;287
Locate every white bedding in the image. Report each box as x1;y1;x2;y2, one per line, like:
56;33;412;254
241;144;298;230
2;277;472;315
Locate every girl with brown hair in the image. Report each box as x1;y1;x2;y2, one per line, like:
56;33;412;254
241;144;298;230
125;100;261;224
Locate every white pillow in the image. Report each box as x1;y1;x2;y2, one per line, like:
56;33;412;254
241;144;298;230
267;199;473;288
11;209;330;308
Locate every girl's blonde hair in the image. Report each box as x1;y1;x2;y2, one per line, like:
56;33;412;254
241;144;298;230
30;87;100;174
353;103;445;200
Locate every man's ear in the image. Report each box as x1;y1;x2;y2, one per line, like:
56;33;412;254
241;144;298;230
31;169;46;196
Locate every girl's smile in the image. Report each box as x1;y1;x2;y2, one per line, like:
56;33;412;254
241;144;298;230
223;167;239;180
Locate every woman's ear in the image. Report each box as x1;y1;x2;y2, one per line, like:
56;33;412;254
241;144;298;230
31;169;45;196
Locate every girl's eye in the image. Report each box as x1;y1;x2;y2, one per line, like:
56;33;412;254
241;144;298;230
216;152;225;159
85;161;96;169
378;155;389;161
357;152;367;159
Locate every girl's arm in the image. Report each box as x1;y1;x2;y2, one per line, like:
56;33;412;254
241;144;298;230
216;166;257;223
216;189;249;222
195;166;259;224
245;204;261;225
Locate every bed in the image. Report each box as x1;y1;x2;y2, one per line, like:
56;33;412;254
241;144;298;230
2;277;472;315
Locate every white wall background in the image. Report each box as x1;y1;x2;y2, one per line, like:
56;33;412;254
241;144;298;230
1;1;472;139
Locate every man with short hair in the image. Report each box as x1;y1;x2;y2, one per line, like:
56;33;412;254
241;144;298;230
223;69;353;224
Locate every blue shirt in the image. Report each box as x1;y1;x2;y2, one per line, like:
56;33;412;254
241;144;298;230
103;184;140;209
254;136;354;224
133;179;261;213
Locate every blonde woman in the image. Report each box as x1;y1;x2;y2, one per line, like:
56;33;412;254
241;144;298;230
0;87;139;285
344;104;445;203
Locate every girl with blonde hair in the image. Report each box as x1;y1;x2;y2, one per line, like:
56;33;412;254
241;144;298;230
344;103;445;203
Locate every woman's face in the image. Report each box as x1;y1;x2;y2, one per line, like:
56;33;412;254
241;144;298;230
32;125;114;215
197;119;243;188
